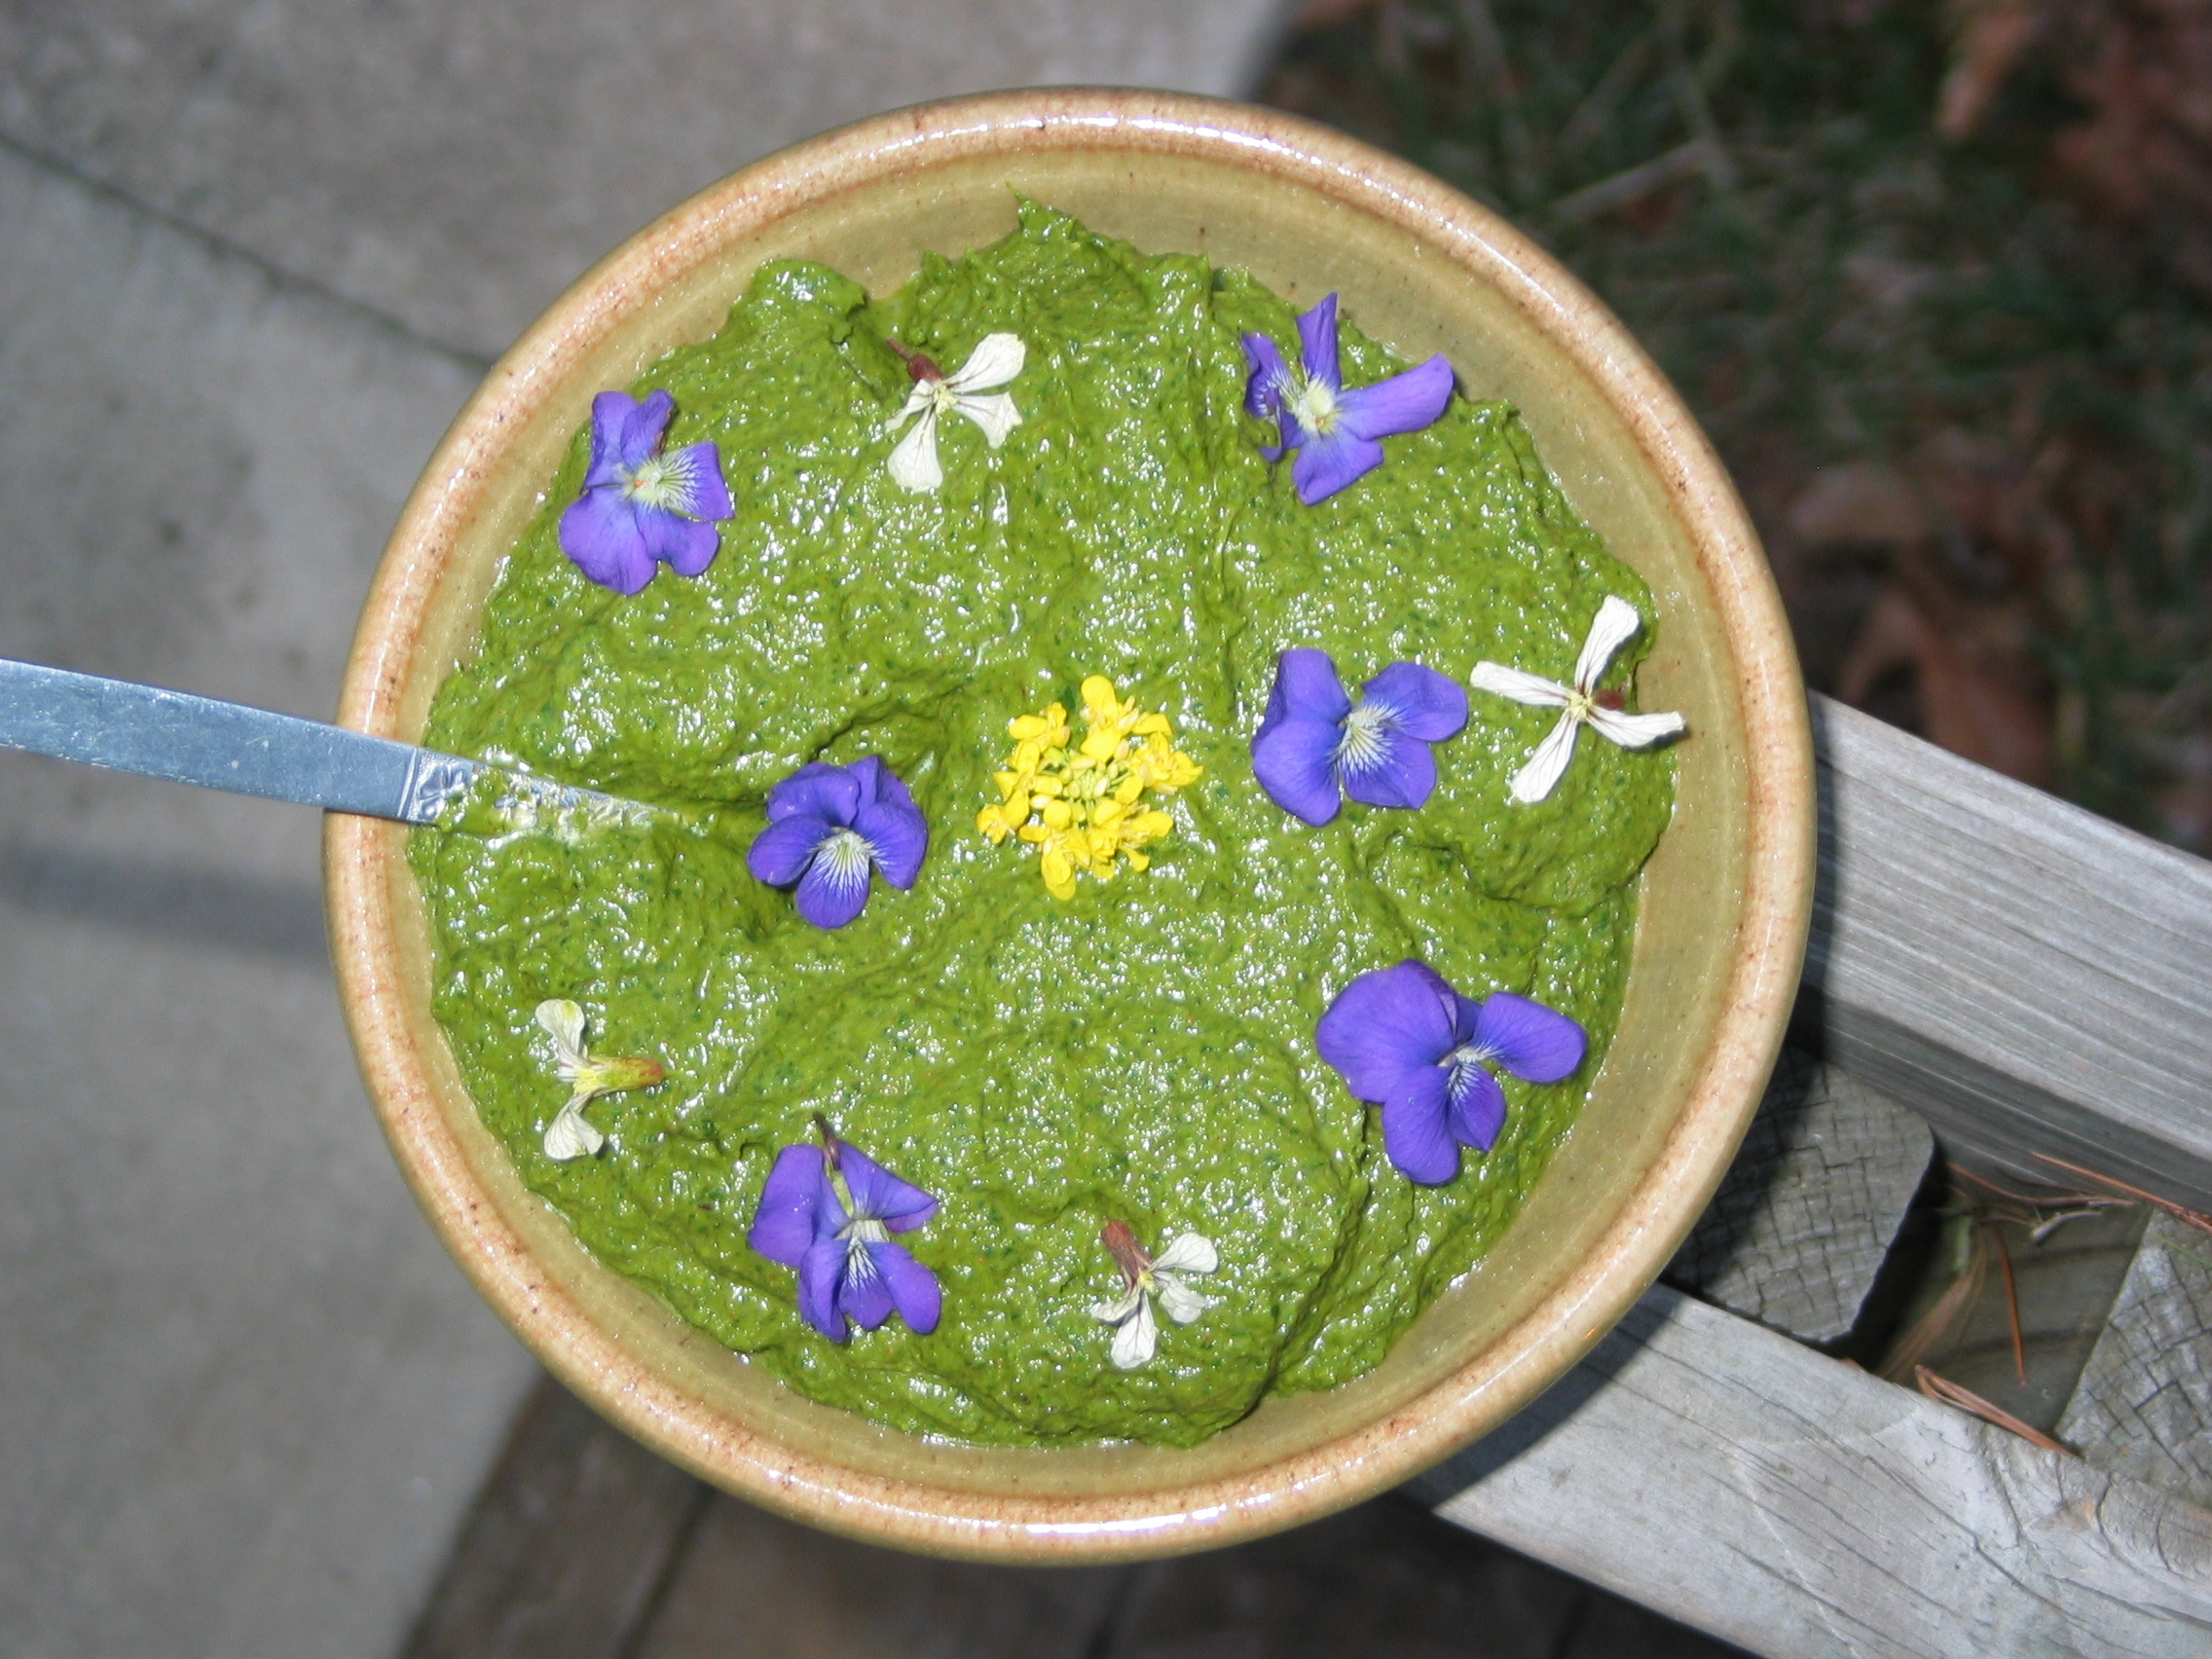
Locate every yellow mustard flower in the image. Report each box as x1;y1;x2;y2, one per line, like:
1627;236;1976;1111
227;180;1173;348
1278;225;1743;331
976;676;1201;900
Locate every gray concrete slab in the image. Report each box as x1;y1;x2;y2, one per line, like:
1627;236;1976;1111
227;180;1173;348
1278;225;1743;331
0;140;535;1659
0;0;1290;359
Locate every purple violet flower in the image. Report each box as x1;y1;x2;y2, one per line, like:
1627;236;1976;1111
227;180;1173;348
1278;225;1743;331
1251;649;1469;826
1316;961;1587;1186
746;756;928;930
558;389;734;596
748;1126;940;1342
1242;293;1456;504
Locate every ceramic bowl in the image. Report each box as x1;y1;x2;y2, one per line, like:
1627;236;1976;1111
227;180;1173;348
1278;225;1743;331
326;89;1814;1562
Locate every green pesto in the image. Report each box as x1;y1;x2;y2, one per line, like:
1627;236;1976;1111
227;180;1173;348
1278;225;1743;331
409;203;1674;1447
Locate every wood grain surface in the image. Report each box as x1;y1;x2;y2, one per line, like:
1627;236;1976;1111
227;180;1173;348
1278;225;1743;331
1805;694;2212;1212
1416;1286;2212;1659
1666;1048;1932;1343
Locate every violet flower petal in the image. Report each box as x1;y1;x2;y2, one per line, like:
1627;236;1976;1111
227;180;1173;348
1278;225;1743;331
837;1141;939;1231
558;489;655;596
797;1237;849;1341
838;1245;899;1332
849;758;929;890
1295;293;1343;393
1242;331;1293;419
670;439;734;522
1340;728;1436;811
1361;662;1469;743
1447;1063;1508;1153
765;763;861;827
794;844;874;930
1316;961;1456;1103
746;1144;824;1267
1381;1066;1459;1185
1476;991;1588;1084
1337;355;1456;441
1252;716;1346;826
1263;647;1352;728
1291;431;1386;505
582;389;671;488
638;508;721;581
746;813;833;888
868;1240;942;1334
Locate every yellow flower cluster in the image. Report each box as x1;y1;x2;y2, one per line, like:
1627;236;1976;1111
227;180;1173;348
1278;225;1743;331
977;676;1203;900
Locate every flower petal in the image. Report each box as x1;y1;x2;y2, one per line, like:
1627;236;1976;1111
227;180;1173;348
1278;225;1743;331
1091;1285;1146;1324
541;1097;605;1161
861;804;928;890
765;763;861;827
558;489;656;595
1446;1063;1507;1153
534;999;588;1069
835;1140;939;1231
1508;713;1582;804
797;1237;849;1341
1360;662;1467;742
947;332;1025;394
747;1143;826;1267
1588;706;1688;749
1296;293;1343;393
1109;1295;1159;1369
1151;1233;1218;1276
584;389;674;488
1262;647;1352;729
1340;727;1436;811
746;813;831;888
1316;960;1458;1102
1291;430;1386;505
665;440;735;522
1381;1065;1459;1185
1469;662;1572;709
635;505;720;580
837;1240;898;1332
1574;596;1645;692
887;408;943;492
1337;354;1456;441
953;391;1022;450
1155;1272;1217;1325
867;1240;942;1334
1242;331;1293;418
794;844;873;929
1252;716;1345;825
1475;991;1588;1084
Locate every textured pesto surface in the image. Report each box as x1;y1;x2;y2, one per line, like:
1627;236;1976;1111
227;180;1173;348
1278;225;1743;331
410;203;1673;1447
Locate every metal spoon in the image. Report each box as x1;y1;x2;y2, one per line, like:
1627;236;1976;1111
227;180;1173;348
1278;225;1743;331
0;656;654;828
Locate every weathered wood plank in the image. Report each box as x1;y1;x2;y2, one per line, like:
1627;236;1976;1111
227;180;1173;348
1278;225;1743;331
1666;1048;1933;1343
399;1376;707;1659
1803;694;2212;1213
1416;1286;2212;1659
2059;1212;2212;1512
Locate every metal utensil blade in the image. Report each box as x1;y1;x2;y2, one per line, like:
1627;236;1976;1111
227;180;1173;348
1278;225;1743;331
0;657;650;827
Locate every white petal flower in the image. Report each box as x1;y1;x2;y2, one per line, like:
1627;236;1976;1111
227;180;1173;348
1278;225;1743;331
531;998;663;1162
1091;1224;1220;1369
1469;596;1686;803
884;333;1026;493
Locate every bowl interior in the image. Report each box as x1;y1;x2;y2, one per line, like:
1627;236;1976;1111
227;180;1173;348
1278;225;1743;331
329;91;1810;1559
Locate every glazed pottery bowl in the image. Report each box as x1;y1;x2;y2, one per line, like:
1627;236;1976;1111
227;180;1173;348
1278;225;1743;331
327;90;1814;1563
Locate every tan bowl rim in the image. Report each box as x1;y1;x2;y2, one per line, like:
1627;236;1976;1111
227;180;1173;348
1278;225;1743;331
326;88;1814;1562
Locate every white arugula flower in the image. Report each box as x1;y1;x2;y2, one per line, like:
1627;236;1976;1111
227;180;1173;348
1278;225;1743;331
1090;1223;1220;1370
1469;596;1686;803
884;333;1025;493
533;999;664;1162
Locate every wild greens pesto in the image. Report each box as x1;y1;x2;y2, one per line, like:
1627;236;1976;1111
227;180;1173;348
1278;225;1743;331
410;203;1674;1448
